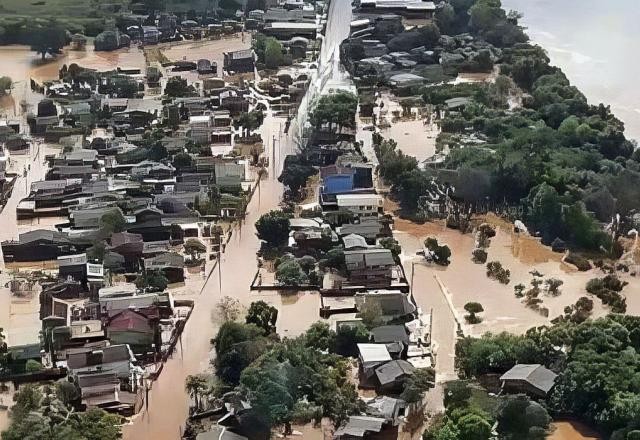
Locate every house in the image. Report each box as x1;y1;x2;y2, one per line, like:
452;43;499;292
109;232;144;271
263;22;317;39
76;372;122;410
344;248;395;288
355;291;416;318
142;26;160;44
342;233;369;250
321;166;355;195
214;161;245;189
336;194;383;218
374;360;415;392
358;0;436;18
66;344;136;380
364;396;406;424
196;427;249;440
334;416;387;439
500;364;558;397
223;49;255;74
370;325;409;345
143;252;185;283
106;309;159;354
357;343;392;380
389;73;425;89
1;230;89;263
339;218;392;244
99;291;161;316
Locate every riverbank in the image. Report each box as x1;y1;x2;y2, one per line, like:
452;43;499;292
502;0;640;141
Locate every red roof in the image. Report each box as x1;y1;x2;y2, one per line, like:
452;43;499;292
107;309;155;333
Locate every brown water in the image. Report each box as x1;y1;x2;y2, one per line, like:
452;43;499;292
547;421;601;440
394;215;640;381
122;113;311;439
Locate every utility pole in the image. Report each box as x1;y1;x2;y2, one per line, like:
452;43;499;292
218;249;222;291
410;261;415;295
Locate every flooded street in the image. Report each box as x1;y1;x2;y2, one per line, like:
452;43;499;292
122;112;314;439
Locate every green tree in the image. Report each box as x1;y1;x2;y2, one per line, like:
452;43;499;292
276;259;308;286
164;76;192;97
134;269;168;291
246;301;278;334
30;21;67;60
172;152;193;171
184;238;206;261
264;38;285;69
304;322;336;352
400;368;435;403
417;22;441;48
185;374;209;410
464;302;484;324
457;412;492;440
0;76;12;94
234;110;265;136
334;323;369;357
255;210;290;246
25;359;43;373
357;301;384;329
100;210;127;235
379;237;402;262
309;92;358;131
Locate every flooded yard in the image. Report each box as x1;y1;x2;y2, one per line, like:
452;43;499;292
547;421;601;440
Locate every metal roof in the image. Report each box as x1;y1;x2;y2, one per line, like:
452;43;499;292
500;364;558;394
375;359;415;386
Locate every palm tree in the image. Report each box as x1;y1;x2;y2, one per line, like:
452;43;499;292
185;374;208;411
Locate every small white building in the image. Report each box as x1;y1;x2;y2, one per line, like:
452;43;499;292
336;194;383;217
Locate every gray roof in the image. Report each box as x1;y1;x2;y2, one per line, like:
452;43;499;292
339;220;385;239
365;396;405;421
500;364;558;394
334;416;385;438
144;252;184;269
370;325;409;344
375;360;415;386
67;344;131;369
17;229;70;244
342;233;368;250
345;248;394;270
196;427;248;440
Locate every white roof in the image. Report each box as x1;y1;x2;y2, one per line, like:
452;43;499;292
190;115;212;124
268;22;317;29
336;193;383;206
357;343;392;364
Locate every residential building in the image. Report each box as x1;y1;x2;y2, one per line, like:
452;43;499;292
336;194;383;217
500;364;558;397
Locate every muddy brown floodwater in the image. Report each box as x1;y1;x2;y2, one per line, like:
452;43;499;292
122;112;319;439
547;421;601;440
393;212;640;382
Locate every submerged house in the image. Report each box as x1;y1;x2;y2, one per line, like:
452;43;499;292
66;344;136;380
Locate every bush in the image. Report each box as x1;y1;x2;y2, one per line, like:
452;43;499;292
25;359;43;373
486;261;510;284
